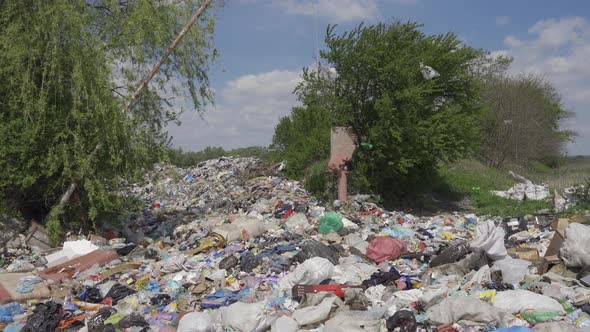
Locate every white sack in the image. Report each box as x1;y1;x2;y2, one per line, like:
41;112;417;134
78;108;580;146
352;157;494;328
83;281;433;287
279;257;334;290
470;220;507;260
493;290;565;314
560;223;590;268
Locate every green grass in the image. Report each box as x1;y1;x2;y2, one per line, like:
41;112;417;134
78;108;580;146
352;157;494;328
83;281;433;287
508;156;590;190
435;156;590;216
435;159;552;216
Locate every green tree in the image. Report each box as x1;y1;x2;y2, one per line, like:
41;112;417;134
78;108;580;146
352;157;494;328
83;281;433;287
0;0;219;242
271;67;334;179
321;22;482;204
479;73;574;168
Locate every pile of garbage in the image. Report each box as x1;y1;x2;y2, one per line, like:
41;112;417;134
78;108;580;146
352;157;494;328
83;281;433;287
492;171;550;201
2;157;590;332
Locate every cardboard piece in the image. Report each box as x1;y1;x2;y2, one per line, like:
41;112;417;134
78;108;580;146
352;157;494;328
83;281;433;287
542;218;570;273
507;247;540;261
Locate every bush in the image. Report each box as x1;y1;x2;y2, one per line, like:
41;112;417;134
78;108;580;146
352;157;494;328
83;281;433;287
304;160;332;201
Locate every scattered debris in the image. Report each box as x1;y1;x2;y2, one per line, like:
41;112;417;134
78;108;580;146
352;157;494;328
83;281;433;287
492;171;550;201
1;157;590;331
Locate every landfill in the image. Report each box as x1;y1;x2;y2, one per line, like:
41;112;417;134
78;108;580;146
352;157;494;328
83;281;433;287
1;156;590;331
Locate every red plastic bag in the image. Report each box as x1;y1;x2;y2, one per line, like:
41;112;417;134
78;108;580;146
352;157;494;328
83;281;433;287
366;237;407;263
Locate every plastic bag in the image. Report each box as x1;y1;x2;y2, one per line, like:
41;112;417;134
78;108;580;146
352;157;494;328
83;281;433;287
0;303;25;323
213;216;269;242
296;240;340;265
87;307;117;332
21;301;62;332
429;242;470;268
219;255;239;270
118;313;149;329
218;302;277;332
520;310;559;324
323;309;386;332
491;258;530;284
240;251;262;273
293;295;339;326
319;212;344;234
493;290;565;314
425;296;513;325
470;220;507;260
493;328;534;332
560;223;590;268
86;286;104;303
177;311;214;332
104;283;137;305
366;237;407;263
284;213;310;234
270;316;298;332
386;310;417;332
279;257;335;290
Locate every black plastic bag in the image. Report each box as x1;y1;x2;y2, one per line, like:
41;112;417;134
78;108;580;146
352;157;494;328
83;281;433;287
150;294;172;307
362;267;401;288
116;244;137;256
240;251;261;273
118;313;149;329
386;310;417;332
21;301;62;332
86;286;104;303
429;242;470;268
105;283;137;305
87;307;117;332
219;255;239;270
296;240;340;265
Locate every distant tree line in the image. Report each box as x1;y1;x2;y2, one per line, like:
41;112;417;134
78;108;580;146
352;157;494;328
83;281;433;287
167;146;271;167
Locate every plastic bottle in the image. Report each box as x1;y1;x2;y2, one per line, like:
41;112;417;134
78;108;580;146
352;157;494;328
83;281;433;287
560;300;575;314
575;312;590;328
568;309;590;328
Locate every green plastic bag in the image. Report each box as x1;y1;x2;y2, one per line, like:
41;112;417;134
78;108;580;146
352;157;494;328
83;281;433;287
318;212;344;234
520;310;559;324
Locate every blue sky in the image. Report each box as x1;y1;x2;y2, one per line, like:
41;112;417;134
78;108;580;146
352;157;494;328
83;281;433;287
168;0;590;155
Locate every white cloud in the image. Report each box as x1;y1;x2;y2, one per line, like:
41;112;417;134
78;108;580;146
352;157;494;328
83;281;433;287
242;0;417;23
495;16;511;26
496;16;590;155
167;69;302;150
281;0;378;22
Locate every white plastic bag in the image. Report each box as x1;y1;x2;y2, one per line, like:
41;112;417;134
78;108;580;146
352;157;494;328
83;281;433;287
177;312;214;332
560;223;590;267
284;213;310;234
324;310;386;332
343;233;369;253
493;290;565;314
279;257;335;290
218;302;277;332
333;257;377;284
491;258;530;284
425;296;514;325
470;220;508;260
270;316;298;332
293;295;339;326
420;63;440;80
213;216;270;243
